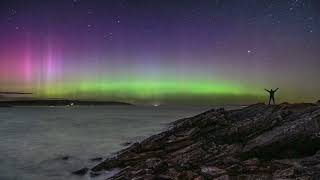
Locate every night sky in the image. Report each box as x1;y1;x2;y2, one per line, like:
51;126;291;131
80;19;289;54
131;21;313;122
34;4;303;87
0;0;319;105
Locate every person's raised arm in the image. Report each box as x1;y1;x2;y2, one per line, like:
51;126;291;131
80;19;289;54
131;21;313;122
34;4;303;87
274;88;279;92
265;89;270;92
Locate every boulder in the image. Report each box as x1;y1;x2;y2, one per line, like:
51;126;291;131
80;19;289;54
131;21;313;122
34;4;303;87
72;167;89;175
90;157;103;162
61;155;70;160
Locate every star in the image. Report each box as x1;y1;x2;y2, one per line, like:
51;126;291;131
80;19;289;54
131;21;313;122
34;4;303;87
113;16;121;24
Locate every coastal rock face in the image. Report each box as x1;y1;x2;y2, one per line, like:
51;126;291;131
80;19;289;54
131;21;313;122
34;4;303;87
89;103;320;179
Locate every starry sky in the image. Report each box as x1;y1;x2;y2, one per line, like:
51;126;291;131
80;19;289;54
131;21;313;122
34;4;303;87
0;0;319;105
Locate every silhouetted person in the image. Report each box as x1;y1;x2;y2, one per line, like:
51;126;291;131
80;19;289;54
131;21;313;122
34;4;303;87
265;88;279;105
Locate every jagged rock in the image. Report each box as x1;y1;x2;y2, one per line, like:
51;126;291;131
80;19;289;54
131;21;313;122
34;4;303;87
131;174;155;180
176;170;195;179
90;157;103;162
201;166;226;177
91;157;123;172
90;171;101;177
86;103;320;179
194;176;205;180
72;167;88;175
145;158;168;173
130;169;146;176
214;175;231;180
242;158;260;171
61;155;70;160
273;167;295;178
121;141;132;146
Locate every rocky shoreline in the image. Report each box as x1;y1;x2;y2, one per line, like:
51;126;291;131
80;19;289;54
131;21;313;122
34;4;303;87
75;102;320;179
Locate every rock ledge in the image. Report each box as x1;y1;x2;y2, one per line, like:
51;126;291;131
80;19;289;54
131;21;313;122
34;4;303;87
83;103;320;179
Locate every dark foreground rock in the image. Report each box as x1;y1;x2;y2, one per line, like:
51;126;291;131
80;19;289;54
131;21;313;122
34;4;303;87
72;167;89;175
83;103;320;179
61;155;70;161
90;157;104;162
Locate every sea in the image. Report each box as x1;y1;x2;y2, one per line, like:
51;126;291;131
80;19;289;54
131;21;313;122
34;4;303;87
0;105;240;180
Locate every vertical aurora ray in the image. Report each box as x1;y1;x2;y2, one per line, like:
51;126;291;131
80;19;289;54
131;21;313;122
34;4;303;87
41;35;62;96
45;45;54;82
23;37;32;83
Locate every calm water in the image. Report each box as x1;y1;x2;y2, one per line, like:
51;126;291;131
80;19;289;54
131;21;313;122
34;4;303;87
0;105;235;180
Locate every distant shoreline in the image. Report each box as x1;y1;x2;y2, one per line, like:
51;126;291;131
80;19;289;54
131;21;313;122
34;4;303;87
0;100;133;107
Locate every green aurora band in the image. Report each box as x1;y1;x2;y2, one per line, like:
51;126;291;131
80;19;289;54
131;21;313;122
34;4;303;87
36;79;264;104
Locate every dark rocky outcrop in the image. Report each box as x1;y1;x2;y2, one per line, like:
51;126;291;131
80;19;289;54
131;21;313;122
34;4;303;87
72;167;89;175
81;103;320;179
90;157;104;162
61;155;70;161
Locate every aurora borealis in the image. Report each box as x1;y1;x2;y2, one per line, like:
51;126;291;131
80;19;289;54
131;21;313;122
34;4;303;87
0;0;319;104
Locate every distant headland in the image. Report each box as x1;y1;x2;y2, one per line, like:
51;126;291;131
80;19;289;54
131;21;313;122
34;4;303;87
0;100;132;107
